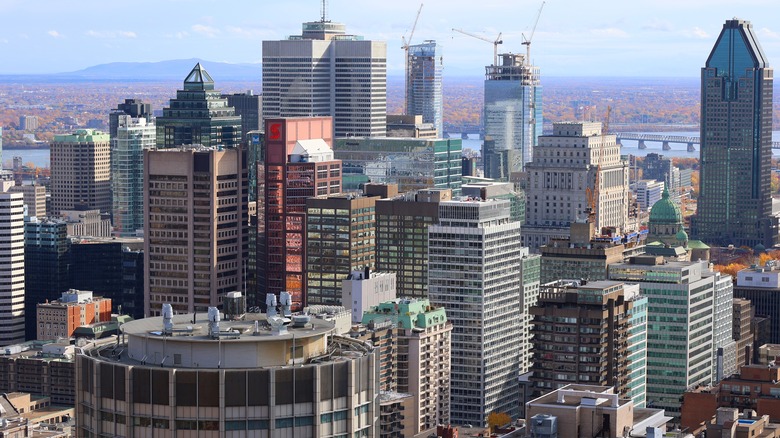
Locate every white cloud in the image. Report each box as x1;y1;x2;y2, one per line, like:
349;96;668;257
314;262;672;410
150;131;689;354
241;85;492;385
86;30;138;39
590;28;629;38
191;24;220;38
758;28;780;39
641;20;673;32
0;38;8;44
681;27;709;39
47;30;63;38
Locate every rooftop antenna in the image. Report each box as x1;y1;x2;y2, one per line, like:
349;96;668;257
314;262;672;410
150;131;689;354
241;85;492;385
321;0;328;22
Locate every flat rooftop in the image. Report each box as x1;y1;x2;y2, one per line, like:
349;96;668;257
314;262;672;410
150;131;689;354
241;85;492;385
122;312;334;344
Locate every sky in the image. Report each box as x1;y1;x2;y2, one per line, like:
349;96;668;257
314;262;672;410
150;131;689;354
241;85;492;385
1;0;780;77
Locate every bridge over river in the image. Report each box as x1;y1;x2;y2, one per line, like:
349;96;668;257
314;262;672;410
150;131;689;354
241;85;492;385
614;133;780;151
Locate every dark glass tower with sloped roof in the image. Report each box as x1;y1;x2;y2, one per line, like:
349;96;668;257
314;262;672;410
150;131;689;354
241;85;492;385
692;19;778;248
155;63;242;148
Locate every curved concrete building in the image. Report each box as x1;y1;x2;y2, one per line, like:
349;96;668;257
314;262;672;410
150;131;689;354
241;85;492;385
76;310;379;437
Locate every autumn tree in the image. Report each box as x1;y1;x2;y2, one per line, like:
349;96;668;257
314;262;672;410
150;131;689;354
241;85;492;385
487;412;512;432
713;263;748;279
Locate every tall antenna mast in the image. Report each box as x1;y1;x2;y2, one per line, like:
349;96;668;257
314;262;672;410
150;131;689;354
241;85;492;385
321;0;328;22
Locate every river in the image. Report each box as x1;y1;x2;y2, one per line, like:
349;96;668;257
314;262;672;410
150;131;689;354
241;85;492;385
458;131;780;159
8;130;780;168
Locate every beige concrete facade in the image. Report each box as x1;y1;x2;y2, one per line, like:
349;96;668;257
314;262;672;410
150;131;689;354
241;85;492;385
50;129;111;216
143;146;248;316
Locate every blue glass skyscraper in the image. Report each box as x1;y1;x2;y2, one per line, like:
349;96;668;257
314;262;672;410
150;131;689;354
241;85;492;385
407;41;443;136
692;19;777;248
483;53;542;179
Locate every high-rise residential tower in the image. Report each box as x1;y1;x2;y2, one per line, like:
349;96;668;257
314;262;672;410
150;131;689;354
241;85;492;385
50;129;112;216
155;63;242;149
428;198;523;425
692;19;778;248
143;146;248;316
530;280;647;407
483;53;542;178
407;41;443;136
0;184;25;346
262;15;387;137
111;115;155;236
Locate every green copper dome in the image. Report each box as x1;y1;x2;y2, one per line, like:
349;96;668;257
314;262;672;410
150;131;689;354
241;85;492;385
676;228;689;242
649;186;682;225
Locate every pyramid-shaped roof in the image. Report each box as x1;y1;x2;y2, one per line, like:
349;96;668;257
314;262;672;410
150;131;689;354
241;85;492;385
183;63;215;91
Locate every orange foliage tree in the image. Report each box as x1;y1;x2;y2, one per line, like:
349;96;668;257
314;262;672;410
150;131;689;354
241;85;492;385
713;263;748;279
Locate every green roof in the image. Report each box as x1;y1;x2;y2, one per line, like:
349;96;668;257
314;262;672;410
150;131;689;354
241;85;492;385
361;298;447;329
686;240;710;249
649;186;682;225
53;129;109;143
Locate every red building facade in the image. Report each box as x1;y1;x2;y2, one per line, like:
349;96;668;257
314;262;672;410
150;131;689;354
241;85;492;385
262;117;342;309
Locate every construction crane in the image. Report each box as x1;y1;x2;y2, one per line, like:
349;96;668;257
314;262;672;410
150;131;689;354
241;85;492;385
452;28;503;67
402;3;424;114
586;106;612;226
521;1;545;65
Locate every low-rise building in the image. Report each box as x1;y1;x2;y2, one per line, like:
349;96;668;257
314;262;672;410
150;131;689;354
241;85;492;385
60;209;111;238
706;408;780;438
681;362;780;433
0;341;76;405
539;221;646;284
525;384;673;438
36;290;111;341
759;344;780;365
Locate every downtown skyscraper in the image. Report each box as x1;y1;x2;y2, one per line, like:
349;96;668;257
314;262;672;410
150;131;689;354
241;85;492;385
111;114;155;236
0;184;24;346
155;63;242;149
428;198;523;426
692;19;778;248
262;15;387;137
483;53;542;179
407;40;443;136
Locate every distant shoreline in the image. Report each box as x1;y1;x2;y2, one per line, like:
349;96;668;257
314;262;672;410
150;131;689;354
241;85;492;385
4;145;49;150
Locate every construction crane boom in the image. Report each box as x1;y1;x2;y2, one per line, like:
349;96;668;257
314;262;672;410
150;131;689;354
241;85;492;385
402;3;424;114
521;1;545;64
452;28;502;66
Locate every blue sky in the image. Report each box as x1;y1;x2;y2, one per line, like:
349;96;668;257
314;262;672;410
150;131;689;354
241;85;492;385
1;0;779;76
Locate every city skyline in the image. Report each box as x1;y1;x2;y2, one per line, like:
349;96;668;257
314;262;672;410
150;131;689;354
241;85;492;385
0;0;778;77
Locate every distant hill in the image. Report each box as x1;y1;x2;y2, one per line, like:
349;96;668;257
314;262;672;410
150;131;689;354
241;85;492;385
64;58;261;81
0;58;262;83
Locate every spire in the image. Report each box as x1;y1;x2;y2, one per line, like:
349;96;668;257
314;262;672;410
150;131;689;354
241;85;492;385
320;0;328;22
183;63;215;91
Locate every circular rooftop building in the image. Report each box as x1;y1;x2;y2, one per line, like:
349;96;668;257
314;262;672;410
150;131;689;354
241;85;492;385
76;311;379;437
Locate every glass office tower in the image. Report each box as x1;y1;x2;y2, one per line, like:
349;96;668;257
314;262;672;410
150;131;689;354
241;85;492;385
483;53;542;178
407;41;443;136
692;19;778;248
